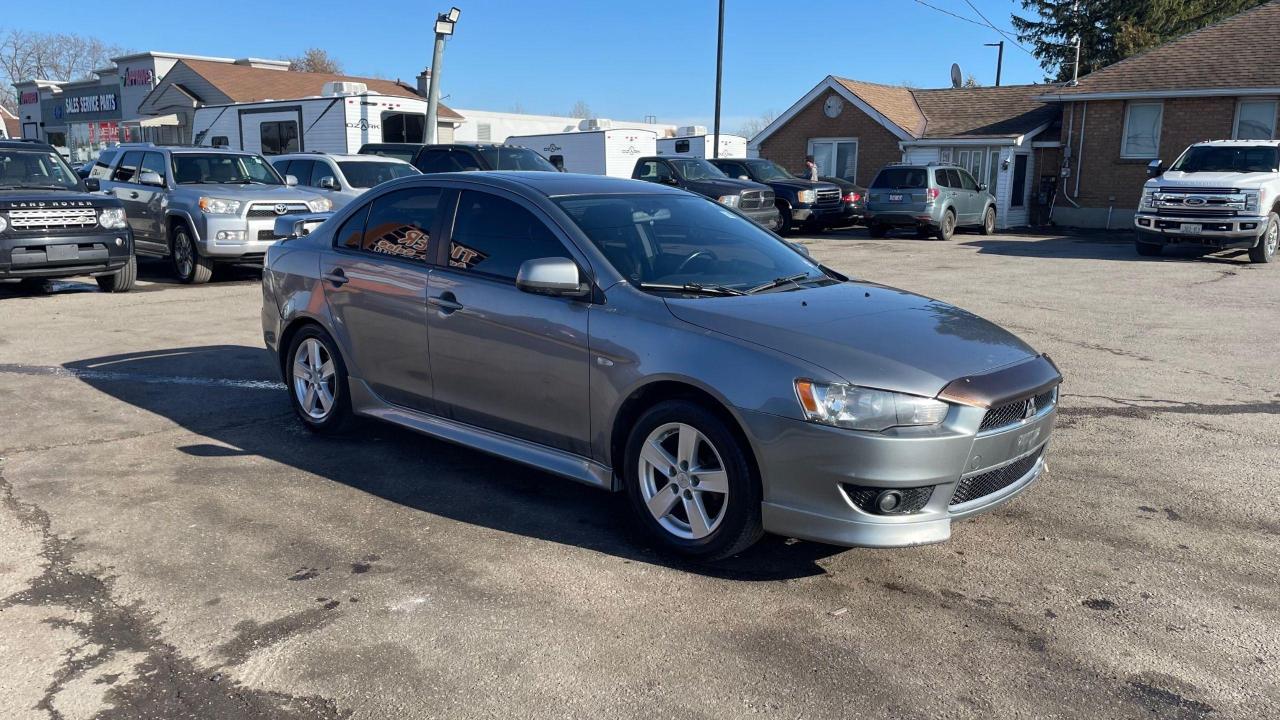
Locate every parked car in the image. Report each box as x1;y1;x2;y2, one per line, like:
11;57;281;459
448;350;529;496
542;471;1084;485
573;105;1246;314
357;143;559;174
865;164;997;240
708;157;842;234
631;156;781;230
1135;140;1279;263
0;140;135;292
262;171;1061;559
95;144;331;284
813;175;866;227
270;153;419;210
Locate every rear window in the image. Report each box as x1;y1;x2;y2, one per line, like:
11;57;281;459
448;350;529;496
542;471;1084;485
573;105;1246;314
475;146;557;172
871;167;929;189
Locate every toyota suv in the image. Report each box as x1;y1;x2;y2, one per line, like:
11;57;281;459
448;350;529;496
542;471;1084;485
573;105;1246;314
631;156;781;230
1;140;135;292
865;163;996;240
96;145;331;283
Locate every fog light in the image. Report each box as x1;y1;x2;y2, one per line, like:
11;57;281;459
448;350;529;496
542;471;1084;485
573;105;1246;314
1242;222;1257;230
1137;218;1151;227
215;230;246;241
875;490;903;513
115;237;123;246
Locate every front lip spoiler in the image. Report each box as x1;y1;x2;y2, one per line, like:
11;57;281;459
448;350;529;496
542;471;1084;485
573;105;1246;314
937;354;1062;409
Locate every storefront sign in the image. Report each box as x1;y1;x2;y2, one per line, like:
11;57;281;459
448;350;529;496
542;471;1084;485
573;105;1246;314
123;67;154;87
64;93;118;115
20;91;40;105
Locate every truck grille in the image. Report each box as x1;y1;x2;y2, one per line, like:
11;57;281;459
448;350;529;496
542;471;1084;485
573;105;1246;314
739;190;775;211
246;203;310;218
816;188;842;206
6;207;99;231
951;447;1044;506
978;387;1057;433
1151;191;1245;217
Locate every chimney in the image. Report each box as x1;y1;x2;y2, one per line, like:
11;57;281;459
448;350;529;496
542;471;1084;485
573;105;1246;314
415;68;431;98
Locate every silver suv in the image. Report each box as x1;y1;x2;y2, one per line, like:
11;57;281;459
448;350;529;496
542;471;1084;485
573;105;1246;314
270;153;419;211
865;163;997;240
94;145;330;283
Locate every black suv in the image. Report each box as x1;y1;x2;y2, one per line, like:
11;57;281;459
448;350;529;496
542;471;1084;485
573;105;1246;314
708;158;843;234
0;140;135;292
357;143;558;174
631;156;781;230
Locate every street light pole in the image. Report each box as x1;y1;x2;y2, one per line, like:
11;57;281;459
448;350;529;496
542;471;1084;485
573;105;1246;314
425;7;461;144
984;41;1004;87
712;0;724;158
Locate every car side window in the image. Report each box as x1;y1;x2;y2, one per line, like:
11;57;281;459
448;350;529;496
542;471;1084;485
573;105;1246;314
140;152;167;182
112;151;143;183
722;162;747;178
452;150;483;171
958;170;978;191
934;169;951;188
310;161;336;187
415;149;458;173
286;159;315;186
89;151;117;180
270;159;289;178
355;187;442;261
336;205;369;250
448;190;567;280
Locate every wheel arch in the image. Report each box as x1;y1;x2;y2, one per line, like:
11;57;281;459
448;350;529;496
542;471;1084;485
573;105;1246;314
276;314;331;376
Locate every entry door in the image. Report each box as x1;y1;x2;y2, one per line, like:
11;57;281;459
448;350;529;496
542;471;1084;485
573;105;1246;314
426;188;591;455
987;150;1000;197
321;187;442;413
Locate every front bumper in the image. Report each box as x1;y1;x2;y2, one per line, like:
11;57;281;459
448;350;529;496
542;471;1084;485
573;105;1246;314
197;214;292;259
791;204;845;226
1;229;132;279
1134;212;1262;248
741;206;782;228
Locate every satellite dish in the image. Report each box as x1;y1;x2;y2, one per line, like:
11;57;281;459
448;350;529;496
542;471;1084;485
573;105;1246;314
950;63;963;88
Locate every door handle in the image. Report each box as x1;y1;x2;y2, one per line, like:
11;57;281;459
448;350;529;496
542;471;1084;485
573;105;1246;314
429;292;463;314
322;268;349;286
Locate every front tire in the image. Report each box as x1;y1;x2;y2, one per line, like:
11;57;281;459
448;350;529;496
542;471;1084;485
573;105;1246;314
1249;212;1278;264
935;210;956;241
979;206;996;235
96;254;136;293
1135;238;1163;257
775;203;793;235
286;325;355;435
171;224;213;284
624;400;763;560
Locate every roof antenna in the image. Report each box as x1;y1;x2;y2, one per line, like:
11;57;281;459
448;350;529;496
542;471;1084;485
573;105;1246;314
1069;1;1082;86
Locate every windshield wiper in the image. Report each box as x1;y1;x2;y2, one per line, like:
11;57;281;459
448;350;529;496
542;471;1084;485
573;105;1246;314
638;282;745;296
747;273;815;295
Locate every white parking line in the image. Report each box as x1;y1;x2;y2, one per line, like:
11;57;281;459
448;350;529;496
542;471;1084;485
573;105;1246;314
0;363;285;391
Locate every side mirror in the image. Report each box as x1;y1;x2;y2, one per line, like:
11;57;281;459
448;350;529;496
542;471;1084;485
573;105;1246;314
977;183;988;192
84;178;101;192
738;175;750;181
285;174;299;187
138;171;163;187
660;176;680;186
273;213;332;240
318;176;338;190
516;257;588;297
1146;159;1163;178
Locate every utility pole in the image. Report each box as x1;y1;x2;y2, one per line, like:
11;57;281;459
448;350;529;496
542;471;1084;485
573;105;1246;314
984;41;1004;86
712;0;725;158
1070;0;1081;85
425;7;461;144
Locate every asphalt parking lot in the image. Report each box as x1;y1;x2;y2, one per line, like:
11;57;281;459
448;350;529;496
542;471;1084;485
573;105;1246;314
1;228;1277;720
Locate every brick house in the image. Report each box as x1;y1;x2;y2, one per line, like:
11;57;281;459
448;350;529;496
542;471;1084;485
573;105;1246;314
1035;1;1280;228
752;77;1059;229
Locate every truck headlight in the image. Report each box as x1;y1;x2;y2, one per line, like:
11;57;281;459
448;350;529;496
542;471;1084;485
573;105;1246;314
797;189;816;204
717;194;740;208
1140;191;1156;210
794;380;949;432
306;197;332;212
0;214;7;234
1245;190;1261;211
98;207;128;229
198;197;243;215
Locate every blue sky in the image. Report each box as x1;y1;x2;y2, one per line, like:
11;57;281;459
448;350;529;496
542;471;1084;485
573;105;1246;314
6;0;1048;131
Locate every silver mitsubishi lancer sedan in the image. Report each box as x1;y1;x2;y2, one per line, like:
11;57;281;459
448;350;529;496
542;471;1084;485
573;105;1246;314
261;172;1061;559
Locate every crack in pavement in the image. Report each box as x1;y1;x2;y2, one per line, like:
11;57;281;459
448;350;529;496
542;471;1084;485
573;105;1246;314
1059;393;1280;421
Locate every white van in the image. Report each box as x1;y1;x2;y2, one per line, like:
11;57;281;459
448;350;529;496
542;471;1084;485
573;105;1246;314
505;129;657;178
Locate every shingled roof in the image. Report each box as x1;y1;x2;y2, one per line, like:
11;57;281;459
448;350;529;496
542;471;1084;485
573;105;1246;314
1040;0;1280;98
833;78;926;137
832;76;1055;139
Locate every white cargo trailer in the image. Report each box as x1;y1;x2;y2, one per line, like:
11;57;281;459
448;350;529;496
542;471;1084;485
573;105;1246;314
656;127;747;159
505;129;657;178
191;83;432;156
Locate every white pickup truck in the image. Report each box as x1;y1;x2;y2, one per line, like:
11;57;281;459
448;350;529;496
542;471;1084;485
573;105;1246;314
1134;140;1279;264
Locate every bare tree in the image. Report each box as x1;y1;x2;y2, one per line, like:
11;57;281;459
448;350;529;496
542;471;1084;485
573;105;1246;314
285;48;343;74
736;109;778;140
569;99;592;119
0;28;128;110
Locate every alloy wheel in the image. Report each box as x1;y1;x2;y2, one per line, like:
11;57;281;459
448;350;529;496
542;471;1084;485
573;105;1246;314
637;422;729;540
1268;220;1278;256
174;232;194;279
292;338;337;420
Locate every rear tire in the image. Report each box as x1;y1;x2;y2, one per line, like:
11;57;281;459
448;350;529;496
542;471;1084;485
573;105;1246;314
171;224;213;284
935;210;956;241
979;206;996;235
285;325;356;435
96;254;136;293
868;223;887;238
623;400;763;560
1248;212;1278;264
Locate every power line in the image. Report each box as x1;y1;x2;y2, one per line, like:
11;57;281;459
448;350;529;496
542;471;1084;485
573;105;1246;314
959;0;1037;56
911;0;988;29
912;0;1039;56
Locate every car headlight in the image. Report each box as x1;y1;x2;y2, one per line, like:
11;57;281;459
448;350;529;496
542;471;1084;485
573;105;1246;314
794;380;949;431
0;214;8;234
797;189;816;204
198;197;242;215
307;197;332;212
1245;190;1261;211
717;194;740;208
1140;191;1156;210
98;207;128;229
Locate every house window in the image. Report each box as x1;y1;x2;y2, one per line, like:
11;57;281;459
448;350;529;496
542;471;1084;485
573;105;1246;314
259;120;299;155
1121;102;1163;158
1234;99;1277;140
807;138;858;182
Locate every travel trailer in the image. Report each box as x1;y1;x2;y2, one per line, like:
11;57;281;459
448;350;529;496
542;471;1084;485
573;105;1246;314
656;126;747;159
190;83;432;156
505;126;657;178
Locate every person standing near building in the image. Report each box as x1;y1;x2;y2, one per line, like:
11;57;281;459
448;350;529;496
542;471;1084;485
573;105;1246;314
804;155;818;182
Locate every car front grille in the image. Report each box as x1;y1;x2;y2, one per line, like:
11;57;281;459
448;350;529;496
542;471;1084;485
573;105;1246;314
246;203;310;218
6;207;99;231
951;447;1044;506
1151;191;1245;217
739;190;775;211
978;387;1057;433
816;188;842;206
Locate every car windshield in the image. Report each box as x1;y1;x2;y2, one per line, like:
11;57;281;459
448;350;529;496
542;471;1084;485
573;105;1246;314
1169;146;1278;173
871;167;929;189
0;149;81;190
172;153;283;185
668;158;727;181
476;146;558;171
557;194;830;294
337;161;418;188
745;160;793;181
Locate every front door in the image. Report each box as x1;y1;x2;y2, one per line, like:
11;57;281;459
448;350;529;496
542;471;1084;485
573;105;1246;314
102;151;158;252
426;188;591;455
321;186;441;413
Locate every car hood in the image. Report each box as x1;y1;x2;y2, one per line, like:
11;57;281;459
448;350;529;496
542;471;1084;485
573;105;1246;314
1149;170;1275;188
173;184;323;202
664;281;1037;398
689;177;772;194
763;178;839;193
0;189;119;208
